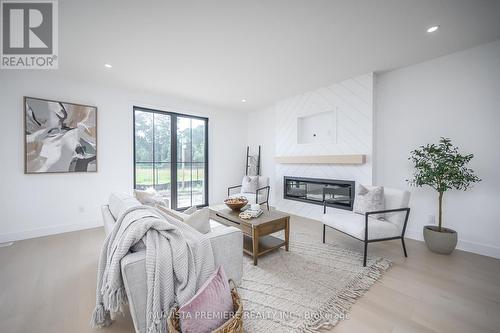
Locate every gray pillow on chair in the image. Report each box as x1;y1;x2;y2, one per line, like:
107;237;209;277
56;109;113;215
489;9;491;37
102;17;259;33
241;176;258;193
353;185;385;219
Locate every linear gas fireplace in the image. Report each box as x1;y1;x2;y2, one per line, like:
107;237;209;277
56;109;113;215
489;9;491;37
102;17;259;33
284;176;355;211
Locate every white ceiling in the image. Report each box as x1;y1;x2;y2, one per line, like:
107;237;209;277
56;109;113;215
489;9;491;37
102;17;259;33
59;0;500;111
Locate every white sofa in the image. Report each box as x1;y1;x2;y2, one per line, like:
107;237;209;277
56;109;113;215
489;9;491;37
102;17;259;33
101;193;243;333
228;176;270;210
322;187;411;266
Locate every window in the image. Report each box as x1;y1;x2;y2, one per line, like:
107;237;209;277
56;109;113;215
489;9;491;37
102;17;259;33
133;107;208;210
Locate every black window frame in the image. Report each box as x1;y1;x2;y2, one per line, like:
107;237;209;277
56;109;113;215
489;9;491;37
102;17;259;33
133;106;209;210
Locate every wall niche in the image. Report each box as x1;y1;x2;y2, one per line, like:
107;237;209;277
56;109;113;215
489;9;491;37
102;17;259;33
297;110;337;144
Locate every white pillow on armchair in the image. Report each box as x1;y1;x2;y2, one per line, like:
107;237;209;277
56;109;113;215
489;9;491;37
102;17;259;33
241;176;258;193
353;184;385;219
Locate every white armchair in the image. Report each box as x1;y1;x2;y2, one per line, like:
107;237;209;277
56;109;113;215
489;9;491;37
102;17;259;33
322;187;411;266
228;176;270;210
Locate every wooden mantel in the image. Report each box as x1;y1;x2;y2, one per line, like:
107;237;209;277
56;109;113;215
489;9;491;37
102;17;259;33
275;154;366;165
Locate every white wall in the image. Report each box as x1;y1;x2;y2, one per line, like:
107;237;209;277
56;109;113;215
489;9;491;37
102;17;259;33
248;73;374;221
247;40;500;258
246;106;276;203
0;72;246;243
375;40;500;258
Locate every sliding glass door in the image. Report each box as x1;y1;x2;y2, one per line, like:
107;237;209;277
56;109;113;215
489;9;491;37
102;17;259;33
177;116;207;208
134;110;172;194
134;107;208;210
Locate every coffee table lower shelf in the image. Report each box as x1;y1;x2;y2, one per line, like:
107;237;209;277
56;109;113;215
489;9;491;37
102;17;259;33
209;206;290;265
243;234;286;259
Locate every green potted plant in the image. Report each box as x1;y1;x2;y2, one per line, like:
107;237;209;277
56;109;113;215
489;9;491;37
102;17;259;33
408;137;481;254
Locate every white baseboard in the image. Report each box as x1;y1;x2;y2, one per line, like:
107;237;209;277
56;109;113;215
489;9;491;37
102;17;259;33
404;228;424;242
405;227;500;259
455;239;500;259
0;220;103;244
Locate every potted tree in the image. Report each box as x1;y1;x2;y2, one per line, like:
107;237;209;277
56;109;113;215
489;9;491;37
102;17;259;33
408;137;480;254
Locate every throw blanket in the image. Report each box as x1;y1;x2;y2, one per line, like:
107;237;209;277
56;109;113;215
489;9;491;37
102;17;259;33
91;205;215;333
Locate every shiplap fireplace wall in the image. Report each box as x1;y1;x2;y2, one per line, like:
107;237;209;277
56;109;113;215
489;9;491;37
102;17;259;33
272;73;374;221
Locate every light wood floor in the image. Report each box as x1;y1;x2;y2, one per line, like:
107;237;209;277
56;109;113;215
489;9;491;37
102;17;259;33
1;215;499;333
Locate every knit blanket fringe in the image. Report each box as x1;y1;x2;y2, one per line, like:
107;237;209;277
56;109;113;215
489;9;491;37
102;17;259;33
148;311;168;333
90;286;128;328
90;303;112;328
298;258;392;332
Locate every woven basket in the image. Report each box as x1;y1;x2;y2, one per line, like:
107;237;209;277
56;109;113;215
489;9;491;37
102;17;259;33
167;280;243;333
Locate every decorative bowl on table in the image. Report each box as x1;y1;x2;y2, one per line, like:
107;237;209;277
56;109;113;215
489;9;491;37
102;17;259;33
224;197;248;211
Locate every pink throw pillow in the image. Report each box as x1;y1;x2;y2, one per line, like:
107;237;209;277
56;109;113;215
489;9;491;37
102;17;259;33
178;266;234;333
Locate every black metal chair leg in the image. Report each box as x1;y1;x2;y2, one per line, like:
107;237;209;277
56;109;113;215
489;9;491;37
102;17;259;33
363;241;368;267
401;238;408;257
266;201;270;211
322;224;326;243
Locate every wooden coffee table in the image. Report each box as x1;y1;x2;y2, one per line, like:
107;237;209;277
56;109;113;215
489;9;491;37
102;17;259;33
209;206;290;265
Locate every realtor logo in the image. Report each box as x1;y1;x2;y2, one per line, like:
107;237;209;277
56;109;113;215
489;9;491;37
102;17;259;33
1;0;58;69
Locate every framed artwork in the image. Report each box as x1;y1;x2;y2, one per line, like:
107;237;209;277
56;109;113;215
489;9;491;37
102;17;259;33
24;97;97;173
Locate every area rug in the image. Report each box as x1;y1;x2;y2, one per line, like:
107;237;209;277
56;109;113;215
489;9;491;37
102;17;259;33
239;232;391;332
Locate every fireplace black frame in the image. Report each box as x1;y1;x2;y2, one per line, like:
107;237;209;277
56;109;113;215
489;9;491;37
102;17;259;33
283;176;355;211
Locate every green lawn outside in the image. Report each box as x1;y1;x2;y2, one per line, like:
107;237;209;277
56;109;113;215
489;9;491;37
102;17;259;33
135;165;205;186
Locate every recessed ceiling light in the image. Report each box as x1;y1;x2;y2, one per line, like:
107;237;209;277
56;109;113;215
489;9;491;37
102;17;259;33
104;63;112;68
241;99;247;103
426;25;439;33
